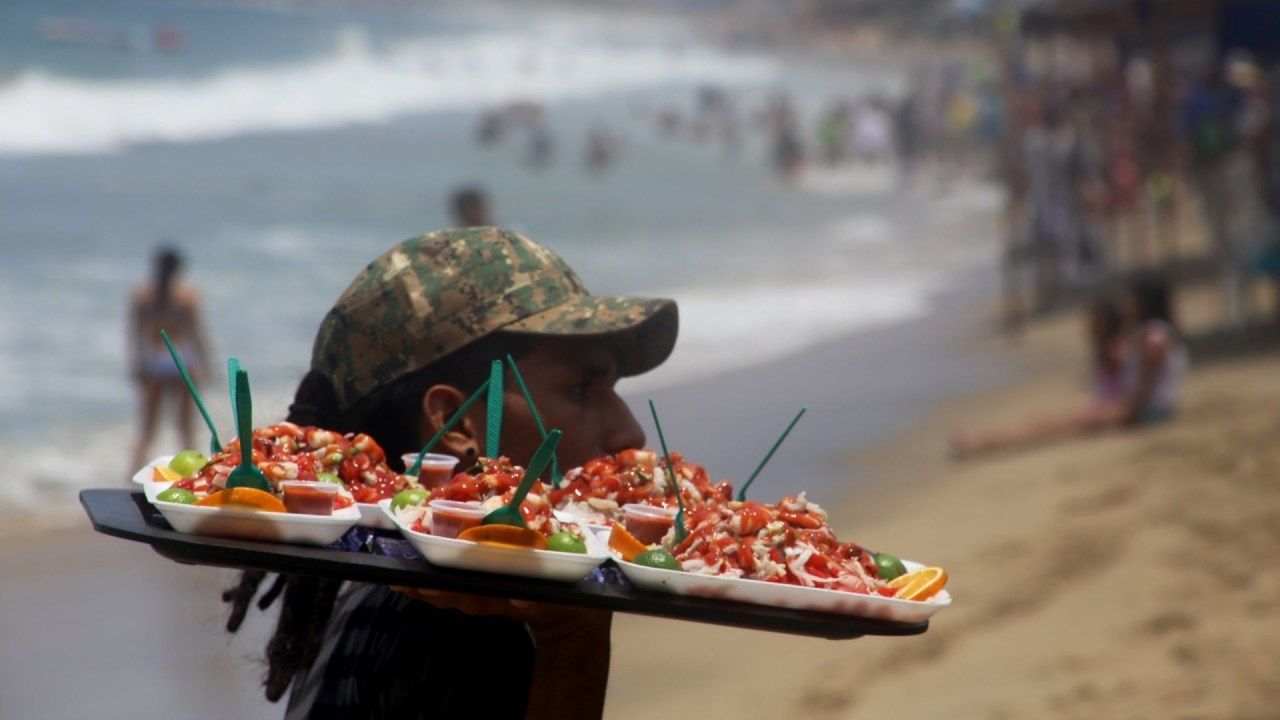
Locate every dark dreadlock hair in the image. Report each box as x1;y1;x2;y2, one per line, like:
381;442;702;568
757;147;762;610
222;332;535;702
153;245;182;310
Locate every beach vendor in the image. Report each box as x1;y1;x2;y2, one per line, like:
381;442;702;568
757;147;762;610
221;228;677;719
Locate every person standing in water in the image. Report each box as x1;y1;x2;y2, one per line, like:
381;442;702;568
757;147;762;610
449;186;493;227
128;246;211;469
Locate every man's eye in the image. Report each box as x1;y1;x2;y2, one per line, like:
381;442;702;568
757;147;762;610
569;382;589;400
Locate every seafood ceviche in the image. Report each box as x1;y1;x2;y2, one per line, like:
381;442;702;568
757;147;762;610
155;422;414;512
390;456;593;553
548;449;732;525
674;494;887;594
610;491;948;602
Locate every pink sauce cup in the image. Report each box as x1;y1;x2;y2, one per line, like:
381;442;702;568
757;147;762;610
428;499;487;539
622;503;678;545
401;453;461;490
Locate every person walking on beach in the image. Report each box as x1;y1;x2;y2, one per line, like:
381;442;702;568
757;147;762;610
220;228;677;719
127;246;211;470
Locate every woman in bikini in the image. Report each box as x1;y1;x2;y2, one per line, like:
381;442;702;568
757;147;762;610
128;246;212;470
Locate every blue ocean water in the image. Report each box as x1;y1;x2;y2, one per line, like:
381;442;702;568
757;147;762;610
0;0;997;513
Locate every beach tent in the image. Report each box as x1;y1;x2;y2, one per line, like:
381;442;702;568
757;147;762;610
1021;0;1280;60
1219;1;1280;60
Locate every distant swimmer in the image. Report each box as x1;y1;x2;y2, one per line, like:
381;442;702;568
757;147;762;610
656;106;681;137
128;246;211;470
584;127;619;173
153;23;186;54
449;186;493;227
477;110;504;146
526;123;554;171
772;121;804;181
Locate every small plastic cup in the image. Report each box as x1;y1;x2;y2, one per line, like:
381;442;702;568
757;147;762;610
428;499;487;539
279;480;339;516
622;503;678;545
401;453;461;490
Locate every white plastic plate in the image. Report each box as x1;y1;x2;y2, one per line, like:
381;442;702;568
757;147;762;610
152;500;360;546
356;502;396;530
380;500;608;582
142;480;170;503
132;455;176;485
135;455;180;504
614;557;951;623
135;456;391;529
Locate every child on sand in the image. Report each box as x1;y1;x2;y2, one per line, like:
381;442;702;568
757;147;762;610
952;277;1186;457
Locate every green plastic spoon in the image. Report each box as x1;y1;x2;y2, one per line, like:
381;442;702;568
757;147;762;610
160;329;221;455
481;429;562;528
224;369;271;492
407;379;489;476
506;354;562;486
736;406;807;501
647;399;687;544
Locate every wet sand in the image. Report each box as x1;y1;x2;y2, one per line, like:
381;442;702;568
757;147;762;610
606;311;1280;719
0;526;279;719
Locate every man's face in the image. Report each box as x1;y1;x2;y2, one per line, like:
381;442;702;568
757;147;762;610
492;338;646;469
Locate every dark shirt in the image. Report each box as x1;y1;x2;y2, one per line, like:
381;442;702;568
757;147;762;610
285;584;535;720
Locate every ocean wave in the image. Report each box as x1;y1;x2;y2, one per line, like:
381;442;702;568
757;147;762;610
0;26;779;156
622;271;939;392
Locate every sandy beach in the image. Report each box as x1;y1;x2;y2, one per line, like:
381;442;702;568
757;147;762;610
606;309;1280;719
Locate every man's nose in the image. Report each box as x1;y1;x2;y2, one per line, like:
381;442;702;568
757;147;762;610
603;399;646;455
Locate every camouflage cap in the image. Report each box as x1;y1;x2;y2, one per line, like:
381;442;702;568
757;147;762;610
312;227;678;410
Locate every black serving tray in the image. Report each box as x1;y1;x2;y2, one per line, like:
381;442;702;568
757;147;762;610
81;489;928;640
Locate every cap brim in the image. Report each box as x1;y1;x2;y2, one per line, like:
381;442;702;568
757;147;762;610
502;296;678;378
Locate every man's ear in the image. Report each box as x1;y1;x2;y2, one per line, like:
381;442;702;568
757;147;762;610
421;384;480;459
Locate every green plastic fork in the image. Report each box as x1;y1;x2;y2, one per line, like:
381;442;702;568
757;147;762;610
224;369;271;492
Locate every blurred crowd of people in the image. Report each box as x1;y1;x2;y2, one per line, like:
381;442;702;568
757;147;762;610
1000;47;1280;324
462;44;1280;334
468;65;1001;188
475;102;621;174
40;15;185;53
656;68;1002;186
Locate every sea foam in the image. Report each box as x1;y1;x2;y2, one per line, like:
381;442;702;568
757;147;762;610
0;26;778;156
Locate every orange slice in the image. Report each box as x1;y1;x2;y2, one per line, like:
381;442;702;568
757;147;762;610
608;524;648;563
887;566;948;601
152;465;182;482
194;487;286;513
457;525;549;550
